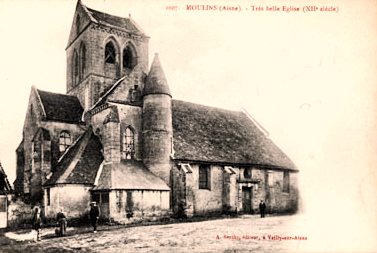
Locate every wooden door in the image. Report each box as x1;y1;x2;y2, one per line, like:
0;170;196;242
242;187;252;214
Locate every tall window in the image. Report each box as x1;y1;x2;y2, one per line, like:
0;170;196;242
123;44;137;70
46;188;51;206
59;131;71;153
79;43;86;81
72;50;79;86
76;15;81;36
199;165;211;190
283;171;290;193
122;127;135;160
105;42;116;64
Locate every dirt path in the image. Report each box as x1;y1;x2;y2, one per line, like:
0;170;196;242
1;215;305;253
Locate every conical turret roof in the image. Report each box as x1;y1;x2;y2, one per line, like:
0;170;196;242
143;53;171;97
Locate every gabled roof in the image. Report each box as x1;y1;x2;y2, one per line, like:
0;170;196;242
172;100;296;170
0;162;12;194
36;88;84;124
44;128;104;186
93;160;170;191
86;7;142;34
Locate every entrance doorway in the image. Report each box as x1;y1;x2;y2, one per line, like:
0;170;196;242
242;187;253;214
91;191;109;218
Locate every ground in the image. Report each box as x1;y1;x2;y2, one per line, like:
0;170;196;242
0;215;308;253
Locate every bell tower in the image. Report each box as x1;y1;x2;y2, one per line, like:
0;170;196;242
66;0;149;110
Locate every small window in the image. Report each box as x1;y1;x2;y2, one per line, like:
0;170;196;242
199;165;211;190
105;42;116;64
46;188;50;206
283;171;290;193
59;131;71;153
123;44;137;70
244;168;252;179
122;127;135;160
268;171;274;187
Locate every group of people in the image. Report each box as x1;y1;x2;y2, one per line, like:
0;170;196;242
31;200;266;241
32;201;100;240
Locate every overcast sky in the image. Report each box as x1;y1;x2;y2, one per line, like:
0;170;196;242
0;0;376;251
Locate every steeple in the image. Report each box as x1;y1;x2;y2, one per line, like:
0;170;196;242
66;1;149;110
144;53;171;97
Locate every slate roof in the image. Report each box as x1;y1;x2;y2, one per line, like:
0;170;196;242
44;128;104;186
93;161;170;191
143;54;171;97
172;100;296;170
37;89;84;124
86;7;142;34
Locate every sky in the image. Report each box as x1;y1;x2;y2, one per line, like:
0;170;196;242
0;0;376;251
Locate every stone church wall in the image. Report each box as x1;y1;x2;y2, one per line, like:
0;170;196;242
109;190;169;223
90;104;143;162
173;163;298;217
44;185;91;219
66;21;149;110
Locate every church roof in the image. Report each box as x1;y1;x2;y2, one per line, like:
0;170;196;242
93;160;170;191
172;100;296;170
37;89;84;124
143;54;171;97
85;6;142;34
44;128;104;186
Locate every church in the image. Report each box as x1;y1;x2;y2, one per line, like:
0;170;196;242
14;0;298;222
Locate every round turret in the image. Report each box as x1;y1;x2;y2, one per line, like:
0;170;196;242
142;54;172;184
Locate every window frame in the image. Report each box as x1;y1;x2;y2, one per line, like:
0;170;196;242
122;44;137;70
283;171;290;193
105;42;116;64
79;43;86;81
198;164;211;190
46;188;50;206
72;50;79;86
121;127;135;160
243;167;252;179
59;131;72;153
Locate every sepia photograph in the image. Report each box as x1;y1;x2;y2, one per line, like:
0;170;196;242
0;0;376;252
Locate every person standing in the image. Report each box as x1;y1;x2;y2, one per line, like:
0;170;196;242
56;209;67;236
259;200;266;218
32;207;42;241
89;202;100;233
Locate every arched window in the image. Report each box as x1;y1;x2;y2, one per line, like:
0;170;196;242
105;42;116;64
59;131;72;153
123;44;137;70
72;50;79;86
76;15;81;36
122;127;135;160
79;43;86;81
